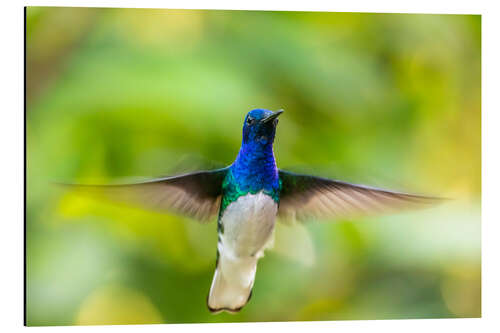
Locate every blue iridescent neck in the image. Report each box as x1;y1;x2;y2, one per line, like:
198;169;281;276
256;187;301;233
230;140;279;193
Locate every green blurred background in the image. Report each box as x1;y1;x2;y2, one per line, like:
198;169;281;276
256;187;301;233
26;7;481;325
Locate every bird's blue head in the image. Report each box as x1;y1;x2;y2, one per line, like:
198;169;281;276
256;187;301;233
242;108;283;146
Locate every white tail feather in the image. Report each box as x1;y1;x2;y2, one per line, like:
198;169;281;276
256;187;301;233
207;254;257;313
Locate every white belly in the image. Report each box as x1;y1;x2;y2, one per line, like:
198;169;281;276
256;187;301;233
219;192;278;259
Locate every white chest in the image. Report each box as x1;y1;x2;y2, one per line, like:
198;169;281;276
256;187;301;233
219;192;278;258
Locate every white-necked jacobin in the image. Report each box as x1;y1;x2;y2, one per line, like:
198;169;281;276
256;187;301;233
68;108;441;313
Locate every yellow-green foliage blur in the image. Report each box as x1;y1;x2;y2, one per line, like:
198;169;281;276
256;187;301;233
26;7;481;325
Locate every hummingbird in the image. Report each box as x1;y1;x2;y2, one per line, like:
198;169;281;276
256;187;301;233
66;108;440;313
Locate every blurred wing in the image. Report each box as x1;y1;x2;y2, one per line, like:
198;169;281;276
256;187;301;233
62;168;228;223
278;170;442;223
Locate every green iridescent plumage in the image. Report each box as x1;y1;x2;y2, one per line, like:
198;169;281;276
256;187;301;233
219;168;281;215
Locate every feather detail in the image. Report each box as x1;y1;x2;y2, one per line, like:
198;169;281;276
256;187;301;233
57;168;228;223
278;170;445;223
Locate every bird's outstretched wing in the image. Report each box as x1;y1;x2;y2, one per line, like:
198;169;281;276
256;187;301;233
278;170;443;223
60;168;228;223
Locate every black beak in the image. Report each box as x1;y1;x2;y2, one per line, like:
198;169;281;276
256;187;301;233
261;109;284;124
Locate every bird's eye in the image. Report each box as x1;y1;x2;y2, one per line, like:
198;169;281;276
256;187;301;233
246;117;255;125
